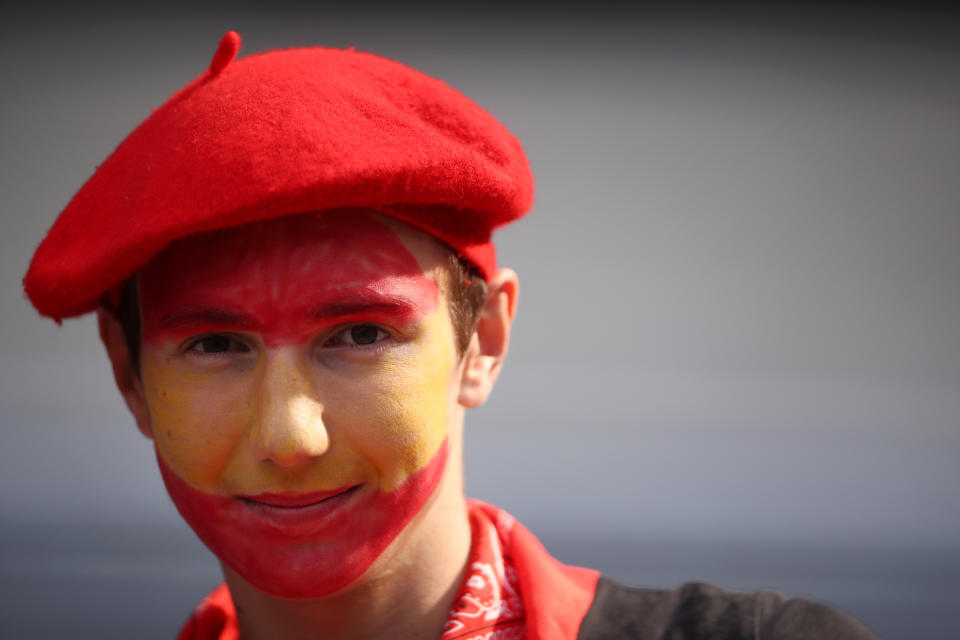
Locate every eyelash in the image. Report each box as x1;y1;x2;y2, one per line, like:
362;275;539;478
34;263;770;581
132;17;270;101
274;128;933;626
183;324;394;357
322;324;392;351
184;334;250;356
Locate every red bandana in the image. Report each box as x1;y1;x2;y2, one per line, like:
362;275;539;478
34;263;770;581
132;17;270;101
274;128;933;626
442;504;527;639
177;501;598;640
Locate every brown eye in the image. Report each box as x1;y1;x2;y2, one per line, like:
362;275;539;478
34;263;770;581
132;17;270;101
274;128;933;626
327;325;389;347
188;335;248;354
350;326;381;345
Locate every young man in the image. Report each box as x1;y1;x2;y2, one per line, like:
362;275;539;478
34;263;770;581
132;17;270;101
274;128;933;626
24;31;878;640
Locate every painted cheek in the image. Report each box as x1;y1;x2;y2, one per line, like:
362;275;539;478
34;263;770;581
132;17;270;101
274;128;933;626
346;306;457;493
141;347;256;492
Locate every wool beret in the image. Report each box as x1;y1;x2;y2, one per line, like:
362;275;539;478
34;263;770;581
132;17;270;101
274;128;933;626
24;31;533;322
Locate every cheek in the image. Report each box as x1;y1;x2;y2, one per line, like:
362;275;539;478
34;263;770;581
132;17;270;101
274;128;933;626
338;310;457;492
141;349;255;491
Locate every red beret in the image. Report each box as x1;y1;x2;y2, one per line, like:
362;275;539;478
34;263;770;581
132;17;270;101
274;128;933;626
24;31;533;322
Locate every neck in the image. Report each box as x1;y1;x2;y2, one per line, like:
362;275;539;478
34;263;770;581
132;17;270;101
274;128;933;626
222;472;471;640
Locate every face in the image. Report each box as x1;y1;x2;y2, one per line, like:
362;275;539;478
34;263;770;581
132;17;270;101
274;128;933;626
135;210;462;598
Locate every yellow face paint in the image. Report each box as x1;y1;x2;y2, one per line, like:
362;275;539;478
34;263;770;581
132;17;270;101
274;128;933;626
140;304;455;494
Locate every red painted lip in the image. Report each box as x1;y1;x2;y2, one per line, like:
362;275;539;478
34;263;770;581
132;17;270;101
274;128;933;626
240;486;359;508
235;484;366;538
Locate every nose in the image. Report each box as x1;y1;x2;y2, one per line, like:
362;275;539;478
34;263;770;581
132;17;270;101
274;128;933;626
251;347;330;467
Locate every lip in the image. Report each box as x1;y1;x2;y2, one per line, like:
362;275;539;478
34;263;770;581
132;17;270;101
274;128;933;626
240;486;359;508
234;485;365;537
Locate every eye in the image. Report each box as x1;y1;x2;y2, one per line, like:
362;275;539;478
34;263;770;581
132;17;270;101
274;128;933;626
326;325;389;347
186;335;250;354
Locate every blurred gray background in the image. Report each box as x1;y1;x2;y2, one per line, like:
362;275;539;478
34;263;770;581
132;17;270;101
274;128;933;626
2;3;958;638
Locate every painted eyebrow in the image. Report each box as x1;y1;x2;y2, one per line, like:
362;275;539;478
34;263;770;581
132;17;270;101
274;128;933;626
307;296;423;321
158;307;256;330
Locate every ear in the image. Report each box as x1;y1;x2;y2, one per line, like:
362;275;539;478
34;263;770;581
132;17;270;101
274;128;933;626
458;268;519;409
97;307;154;439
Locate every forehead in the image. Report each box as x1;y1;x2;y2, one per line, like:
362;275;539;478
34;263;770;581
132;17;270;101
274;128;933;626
139;210;451;305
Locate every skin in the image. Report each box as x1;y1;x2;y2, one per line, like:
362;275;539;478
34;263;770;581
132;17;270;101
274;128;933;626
99;209;519;640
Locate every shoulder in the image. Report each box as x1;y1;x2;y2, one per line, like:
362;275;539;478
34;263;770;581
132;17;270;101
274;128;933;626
576;577;879;640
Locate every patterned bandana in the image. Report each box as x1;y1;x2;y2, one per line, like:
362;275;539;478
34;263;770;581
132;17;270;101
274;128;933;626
441;504;527;639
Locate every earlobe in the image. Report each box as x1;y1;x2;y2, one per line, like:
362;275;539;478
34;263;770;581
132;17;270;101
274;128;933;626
458;269;518;409
97;307;154;439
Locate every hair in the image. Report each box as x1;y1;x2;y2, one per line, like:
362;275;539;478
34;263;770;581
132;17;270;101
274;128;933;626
114;251;488;372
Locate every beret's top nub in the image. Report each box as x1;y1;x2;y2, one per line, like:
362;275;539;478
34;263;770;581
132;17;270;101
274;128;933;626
24;31;533;321
207;30;241;76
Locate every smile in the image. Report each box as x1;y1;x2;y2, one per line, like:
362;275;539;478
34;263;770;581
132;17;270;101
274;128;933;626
234;485;364;536
240;486;361;509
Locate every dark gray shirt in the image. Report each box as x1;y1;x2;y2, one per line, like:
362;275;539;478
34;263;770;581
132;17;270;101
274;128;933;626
577;578;880;639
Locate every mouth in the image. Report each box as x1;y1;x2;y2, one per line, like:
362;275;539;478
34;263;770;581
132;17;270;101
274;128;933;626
234;485;364;537
239;485;361;509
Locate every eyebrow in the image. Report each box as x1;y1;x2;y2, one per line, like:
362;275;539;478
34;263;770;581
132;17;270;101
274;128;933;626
307;295;424;322
157;307;256;330
154;293;427;331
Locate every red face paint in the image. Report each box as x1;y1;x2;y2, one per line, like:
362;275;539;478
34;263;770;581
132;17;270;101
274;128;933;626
137;211;458;598
140;210;439;347
156;440;449;598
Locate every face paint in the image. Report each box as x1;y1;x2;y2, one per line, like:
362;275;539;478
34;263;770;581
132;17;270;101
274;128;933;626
140;211;440;348
137;211;459;598
156;439;449;598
